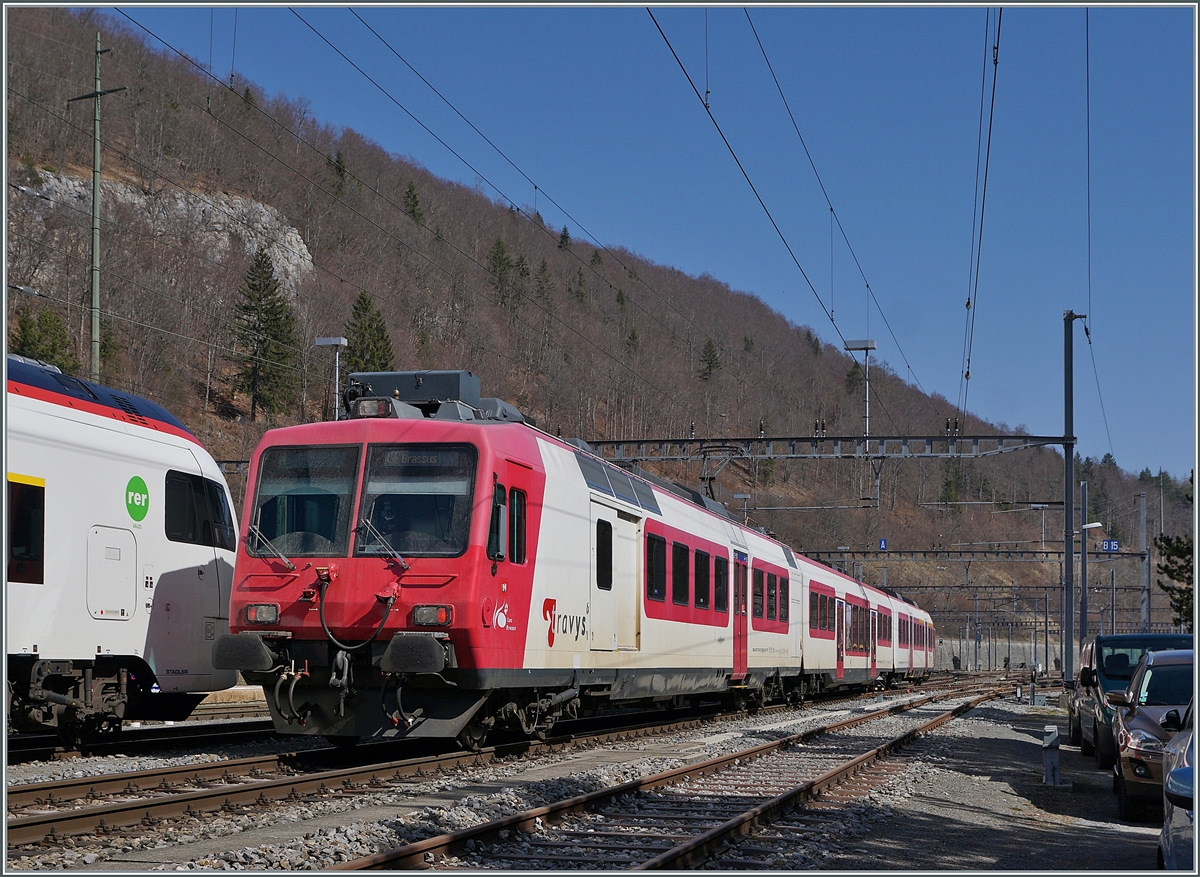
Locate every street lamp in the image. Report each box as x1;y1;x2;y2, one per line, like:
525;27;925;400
1079;519;1103;647
315;337;347;420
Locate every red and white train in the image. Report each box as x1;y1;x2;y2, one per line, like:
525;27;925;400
214;371;933;747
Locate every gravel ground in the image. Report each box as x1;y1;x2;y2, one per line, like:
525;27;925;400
11;690;1161;871
818;696;1164;871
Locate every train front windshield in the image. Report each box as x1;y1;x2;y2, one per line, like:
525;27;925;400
355;444;476;558
250;446;360;557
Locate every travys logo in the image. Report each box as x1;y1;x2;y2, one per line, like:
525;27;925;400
542;598;587;647
126;476;149;521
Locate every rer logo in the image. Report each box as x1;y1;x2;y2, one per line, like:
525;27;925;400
126;476;149;521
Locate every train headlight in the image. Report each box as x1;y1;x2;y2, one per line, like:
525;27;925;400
245;604;280;625
354;399;392;418
413;605;452;626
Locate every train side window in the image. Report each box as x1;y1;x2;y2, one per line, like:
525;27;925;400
809;591;819;630
509;488;527;564
780;578;789;622
694;550;710;608
203;478;236;551
752;568;764;618
486;483;508;561
7;479;45;584
646;534;667;602
767;573;777;620
596;519;613;590
672;542;690;605
165;473;199;543
819;593;829;631
714;556;729;612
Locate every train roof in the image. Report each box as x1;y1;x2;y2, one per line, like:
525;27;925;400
6;354;196;439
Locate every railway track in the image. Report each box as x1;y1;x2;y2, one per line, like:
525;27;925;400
5;684;955;851
5;718;276;765
335;685;1008;870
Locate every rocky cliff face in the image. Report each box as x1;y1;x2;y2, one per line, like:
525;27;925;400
13;167;313;293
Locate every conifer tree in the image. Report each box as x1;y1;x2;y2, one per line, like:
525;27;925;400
403;181;424;224
699;338;721;381
535;259;555;309
344;290;395;374
487;238;514;309
9;306;80;374
558;225;571;250
232;248;298;421
1154;474;1194;629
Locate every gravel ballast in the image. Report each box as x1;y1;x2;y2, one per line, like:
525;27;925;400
8;690;1165;870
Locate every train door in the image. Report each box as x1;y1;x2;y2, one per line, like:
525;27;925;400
732;552;748;680
590;503;639;651
870;609;878;678
835;599;845;680
87;526;137;620
148;457;236;691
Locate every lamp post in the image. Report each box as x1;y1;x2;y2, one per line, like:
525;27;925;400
1078;484;1103;650
315;337;347;420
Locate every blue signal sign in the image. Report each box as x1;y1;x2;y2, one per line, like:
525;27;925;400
1101;540;1120;552
879;538;888;551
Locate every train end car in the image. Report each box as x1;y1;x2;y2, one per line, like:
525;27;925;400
6;355;240;740
213;369;933;749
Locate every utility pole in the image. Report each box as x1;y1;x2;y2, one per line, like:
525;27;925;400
1080;479;1089;648
1063;310;1085;680
1140;492;1150;632
1044;589;1050;673
68;32;126;383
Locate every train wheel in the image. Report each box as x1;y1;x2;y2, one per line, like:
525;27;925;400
456;721;489;752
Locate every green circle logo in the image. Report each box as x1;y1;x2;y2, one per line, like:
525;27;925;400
126;476;149;521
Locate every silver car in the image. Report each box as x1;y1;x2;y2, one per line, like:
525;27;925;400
1158;698;1194;869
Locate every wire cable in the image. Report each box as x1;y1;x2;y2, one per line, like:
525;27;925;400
959;7;1003;422
743;7;938;418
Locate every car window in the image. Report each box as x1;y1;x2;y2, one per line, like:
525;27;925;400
1136;664;1194;707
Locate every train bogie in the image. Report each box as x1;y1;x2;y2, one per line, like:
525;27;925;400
6;356;238;739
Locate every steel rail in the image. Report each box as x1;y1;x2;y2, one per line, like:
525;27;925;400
332;684;1001;870
6;754;284;809
4;704;745;846
633;688;1003;869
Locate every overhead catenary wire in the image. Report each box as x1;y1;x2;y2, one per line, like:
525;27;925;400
742;7;938;419
958;6;1003;424
106;13;690;421
1081;9;1116;463
9;43;689;428
648;8;907;437
344;8;746;398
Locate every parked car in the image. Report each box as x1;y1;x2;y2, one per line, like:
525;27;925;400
1070;633;1193;769
1105;649;1194;821
1158;697;1193;869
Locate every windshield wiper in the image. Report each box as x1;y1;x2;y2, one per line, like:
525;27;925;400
356;517;411;572
247;523;296;570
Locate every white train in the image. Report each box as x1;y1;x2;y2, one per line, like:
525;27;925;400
215;370;934;747
6;355;238;740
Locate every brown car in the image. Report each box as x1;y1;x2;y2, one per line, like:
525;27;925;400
1106;649;1194;822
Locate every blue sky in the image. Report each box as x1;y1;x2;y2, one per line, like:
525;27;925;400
108;5;1195;480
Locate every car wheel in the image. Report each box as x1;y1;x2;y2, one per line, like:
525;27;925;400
1081;721;1096;756
1069;712;1082;746
1117;776;1147;822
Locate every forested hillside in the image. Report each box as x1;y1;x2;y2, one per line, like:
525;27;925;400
6;8;1191;628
